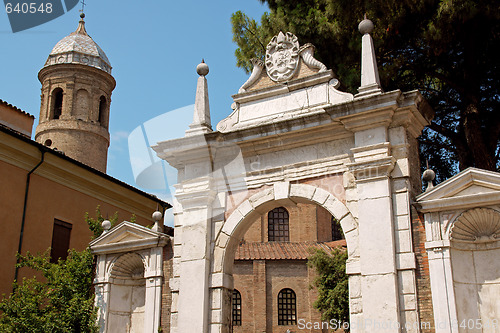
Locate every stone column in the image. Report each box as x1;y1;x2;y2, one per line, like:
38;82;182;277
93;253;110;333
144;276;163;332
426;244;458;333
345;116;401;332
175;179;216;333
424;209;458;333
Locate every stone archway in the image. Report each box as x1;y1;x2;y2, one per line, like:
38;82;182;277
209;182;360;332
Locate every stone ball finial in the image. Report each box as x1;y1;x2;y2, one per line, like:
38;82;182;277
422;168;436;182
152;211;162;222
197;59;209;76
102;220;111;231
80;12;85;19
358;18;374;35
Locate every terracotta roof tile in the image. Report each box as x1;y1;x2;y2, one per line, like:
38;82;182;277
234;241;346;261
0;99;34;118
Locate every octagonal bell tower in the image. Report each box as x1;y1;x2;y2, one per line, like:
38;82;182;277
35;13;116;172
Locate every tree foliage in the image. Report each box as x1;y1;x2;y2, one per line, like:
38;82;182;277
308;248;349;326
231;0;500;181
0;250;98;333
85;205;119;240
0;207;128;332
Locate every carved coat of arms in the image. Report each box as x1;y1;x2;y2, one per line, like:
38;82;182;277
265;31;300;82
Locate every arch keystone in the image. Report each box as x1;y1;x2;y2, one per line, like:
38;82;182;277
274;181;290;200
290;183;316;200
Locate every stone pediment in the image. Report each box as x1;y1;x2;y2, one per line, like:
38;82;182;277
217;32;354;133
417;168;500;212
89;221;169;254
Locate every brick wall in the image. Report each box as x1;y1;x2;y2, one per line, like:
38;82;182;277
234;260;327;333
411;206;434;332
242;203;333;243
160;242;174;332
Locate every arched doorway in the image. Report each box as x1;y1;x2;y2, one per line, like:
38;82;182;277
210;183;359;332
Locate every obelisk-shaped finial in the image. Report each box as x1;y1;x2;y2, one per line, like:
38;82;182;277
186;59;213;136
356;16;383;97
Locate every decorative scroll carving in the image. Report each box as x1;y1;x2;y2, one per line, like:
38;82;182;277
216;102;239;132
299;43;327;72
238;59;264;93
265;32;300;82
450;208;500;243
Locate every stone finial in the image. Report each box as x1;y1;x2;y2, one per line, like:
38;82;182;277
186;60;213;136
422;167;436;192
75;13;88;35
152;211;162;232
102;220;111;234
197;59;209;76
358;17;374;34
152;211;162;221
151;211;163;232
356;16;383;97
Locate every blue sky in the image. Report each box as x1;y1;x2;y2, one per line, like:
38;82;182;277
0;1;268;217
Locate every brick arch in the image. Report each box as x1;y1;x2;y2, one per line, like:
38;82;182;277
213;182;359;276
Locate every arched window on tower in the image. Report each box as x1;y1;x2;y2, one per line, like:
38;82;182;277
51;88;63;119
277;288;297;325
232;289;242;326
98;96;107;128
331;216;345;241
268;207;289;242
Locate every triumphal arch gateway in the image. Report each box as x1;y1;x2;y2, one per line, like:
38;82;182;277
90;18;500;333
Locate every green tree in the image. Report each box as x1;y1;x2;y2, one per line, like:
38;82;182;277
308;248;349;327
232;0;500;181
0;250;98;333
0;207;124;332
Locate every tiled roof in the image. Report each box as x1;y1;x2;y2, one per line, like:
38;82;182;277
44;19;112;74
234;240;346;261
0;99;34;118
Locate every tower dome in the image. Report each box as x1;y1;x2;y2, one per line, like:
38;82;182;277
35;14;116;172
44;14;111;74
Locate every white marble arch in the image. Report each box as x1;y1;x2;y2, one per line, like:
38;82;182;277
209;183;360;333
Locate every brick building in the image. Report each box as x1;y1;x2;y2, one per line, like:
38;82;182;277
233;203;345;332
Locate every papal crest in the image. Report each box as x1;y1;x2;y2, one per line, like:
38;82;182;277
265;31;300;82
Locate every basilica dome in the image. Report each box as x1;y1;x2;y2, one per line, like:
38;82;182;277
43;14;111;74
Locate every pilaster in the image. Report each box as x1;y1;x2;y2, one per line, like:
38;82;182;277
347;121;401;331
175;176;217;333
